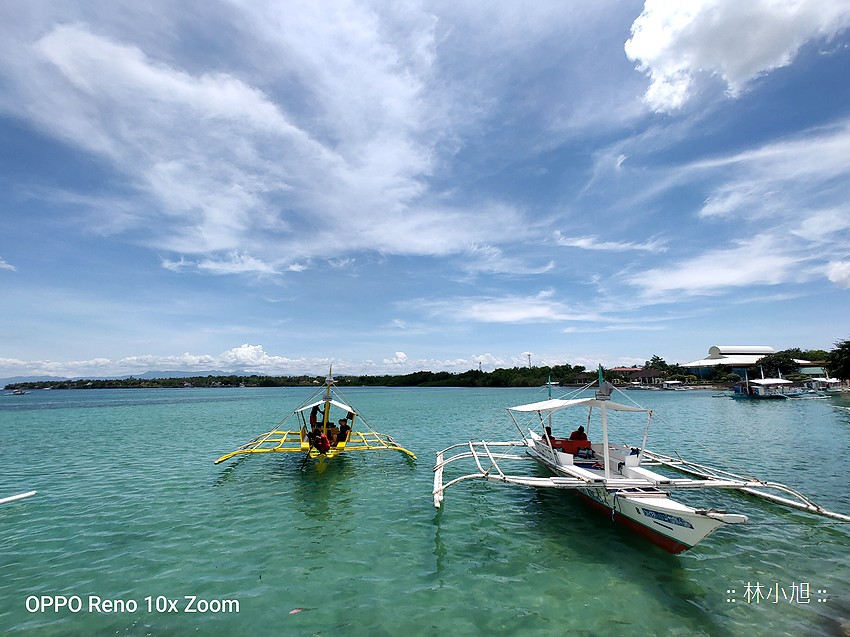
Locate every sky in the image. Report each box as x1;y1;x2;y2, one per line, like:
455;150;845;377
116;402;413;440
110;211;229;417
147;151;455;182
1;0;850;379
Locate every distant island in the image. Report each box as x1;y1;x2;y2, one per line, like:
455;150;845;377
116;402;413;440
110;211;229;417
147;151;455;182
6;365;611;390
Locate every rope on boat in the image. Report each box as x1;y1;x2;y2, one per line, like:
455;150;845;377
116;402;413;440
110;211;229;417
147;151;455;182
611;386;761;482
464;380;598;444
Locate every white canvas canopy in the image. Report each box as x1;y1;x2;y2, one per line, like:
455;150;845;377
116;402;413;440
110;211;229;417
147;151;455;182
750;378;792;386
508;397;648;414
296;398;354;414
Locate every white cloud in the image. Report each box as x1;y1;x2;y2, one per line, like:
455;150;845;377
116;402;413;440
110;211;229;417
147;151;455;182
563;324;665;333
0;1;664;282
694;123;850;219
0;19;527;273
198;254;279;275
626;0;850;110
827;261;850;288
606;121;850;297
459;244;554;276
630;235;801;296
0;345;303;378
0;257;16;271
792;209;850;242
414;290;605;324
386;351;408;364
555;232;667;253
161;257;191;272
0;345;558;378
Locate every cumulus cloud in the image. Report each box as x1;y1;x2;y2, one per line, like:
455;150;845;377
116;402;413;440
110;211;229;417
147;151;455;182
0;257;16;271
625;0;850;110
385;351;409;365
0;344;570;378
827;261;850;288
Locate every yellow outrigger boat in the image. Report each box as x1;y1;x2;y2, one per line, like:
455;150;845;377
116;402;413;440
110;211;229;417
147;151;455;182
215;368;416;472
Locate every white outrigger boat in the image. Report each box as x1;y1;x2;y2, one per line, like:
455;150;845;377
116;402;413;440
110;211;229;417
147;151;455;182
216;368;416;472
434;371;850;554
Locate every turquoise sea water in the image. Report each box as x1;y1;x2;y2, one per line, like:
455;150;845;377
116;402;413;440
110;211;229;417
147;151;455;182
1;386;849;636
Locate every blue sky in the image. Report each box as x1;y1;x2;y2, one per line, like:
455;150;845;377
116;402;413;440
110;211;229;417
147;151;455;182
2;0;850;378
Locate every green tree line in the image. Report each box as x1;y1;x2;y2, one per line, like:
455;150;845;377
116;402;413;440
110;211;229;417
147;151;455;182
7;337;849;391
6;365;596;391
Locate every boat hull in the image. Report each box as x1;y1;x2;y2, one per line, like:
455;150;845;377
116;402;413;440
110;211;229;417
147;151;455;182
573;487;725;554
528;443;726;553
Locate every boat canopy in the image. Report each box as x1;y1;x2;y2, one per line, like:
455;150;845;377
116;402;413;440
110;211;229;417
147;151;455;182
750;378;793;386
296;398;354;414
508;397;648;414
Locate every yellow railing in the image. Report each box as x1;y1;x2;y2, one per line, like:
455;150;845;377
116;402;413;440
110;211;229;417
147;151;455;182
215;430;416;464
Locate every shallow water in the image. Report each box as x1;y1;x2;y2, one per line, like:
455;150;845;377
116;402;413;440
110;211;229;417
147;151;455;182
1;386;848;636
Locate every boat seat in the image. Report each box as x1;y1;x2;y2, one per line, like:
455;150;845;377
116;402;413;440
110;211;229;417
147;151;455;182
550;439;592;454
560;465;605;483
623;466;670;484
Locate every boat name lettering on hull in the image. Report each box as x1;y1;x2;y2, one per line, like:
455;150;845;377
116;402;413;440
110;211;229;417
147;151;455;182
636;507;694;529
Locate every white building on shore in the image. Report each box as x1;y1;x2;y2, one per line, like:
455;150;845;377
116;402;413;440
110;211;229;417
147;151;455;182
684;346;775;379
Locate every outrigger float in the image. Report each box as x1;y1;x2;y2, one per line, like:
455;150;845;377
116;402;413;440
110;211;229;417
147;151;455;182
216;368;416;472
434;370;850;554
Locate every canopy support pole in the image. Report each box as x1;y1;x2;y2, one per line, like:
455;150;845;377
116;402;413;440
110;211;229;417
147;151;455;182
601;405;610;480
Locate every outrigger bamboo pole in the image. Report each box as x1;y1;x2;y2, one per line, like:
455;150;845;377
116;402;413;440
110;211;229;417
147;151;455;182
0;491;36;505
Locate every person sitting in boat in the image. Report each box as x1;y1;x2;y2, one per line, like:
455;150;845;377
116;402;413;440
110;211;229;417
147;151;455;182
315;431;331;454
544;425;552;439
569;425;588;441
336;419;352;445
327;422;339;444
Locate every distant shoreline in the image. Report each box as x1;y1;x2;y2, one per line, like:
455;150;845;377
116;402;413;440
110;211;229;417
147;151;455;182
4;368;737;392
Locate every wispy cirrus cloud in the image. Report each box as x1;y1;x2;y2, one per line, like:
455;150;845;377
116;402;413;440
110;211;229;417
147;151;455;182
458;244;554;277
0;1;656;281
695;123;850;220
0;20;518;274
555;231;667;253
596;120;850;297
563;324;666;333
628;235;804;297
410;289;606;324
